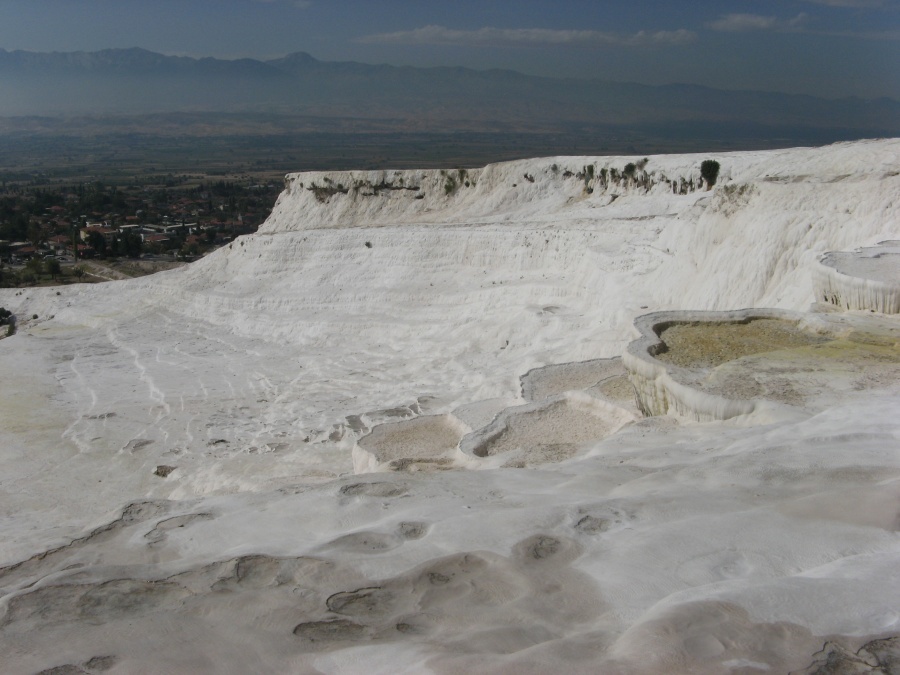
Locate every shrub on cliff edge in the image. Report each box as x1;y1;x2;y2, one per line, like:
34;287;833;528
701;160;720;188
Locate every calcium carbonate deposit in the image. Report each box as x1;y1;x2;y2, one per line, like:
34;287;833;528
815;240;900;313
0;139;898;674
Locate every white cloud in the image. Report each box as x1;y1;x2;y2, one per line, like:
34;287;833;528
358;25;696;48
707;10;899;40
707;13;808;32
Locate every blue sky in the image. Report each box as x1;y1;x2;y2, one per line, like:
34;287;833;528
0;0;897;98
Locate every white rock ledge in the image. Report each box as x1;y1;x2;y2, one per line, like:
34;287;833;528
814;240;900;314
623;308;814;422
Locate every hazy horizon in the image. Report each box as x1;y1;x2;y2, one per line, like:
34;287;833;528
2;45;900;104
0;0;898;100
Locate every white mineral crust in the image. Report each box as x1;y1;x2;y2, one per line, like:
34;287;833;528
0;139;898;673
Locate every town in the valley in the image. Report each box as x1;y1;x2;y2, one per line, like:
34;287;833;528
0;174;282;284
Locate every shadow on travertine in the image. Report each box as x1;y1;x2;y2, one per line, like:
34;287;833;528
2;498;607;673
5;468;899;674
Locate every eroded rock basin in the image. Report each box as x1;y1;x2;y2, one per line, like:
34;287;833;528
626;311;900;420
459;393;638;468
354;414;468;473
654;318;830;369
703;335;900;406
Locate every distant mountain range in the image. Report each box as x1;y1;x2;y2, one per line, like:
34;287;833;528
1;47;898;139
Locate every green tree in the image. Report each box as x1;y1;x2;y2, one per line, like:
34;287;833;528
26;222;45;250
44;258;61;280
1;268;19;288
121;232;143;258
87;230;107;257
26;257;43;276
701;160;721;188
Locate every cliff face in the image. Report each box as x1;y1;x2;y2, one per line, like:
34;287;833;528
261;140;897;230
138;140;898;356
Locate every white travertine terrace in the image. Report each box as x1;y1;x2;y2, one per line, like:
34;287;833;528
623;308;900;422
814;240;900;313
624;309;802;421
0;140;899;673
457;391;638;468
352;413;470;473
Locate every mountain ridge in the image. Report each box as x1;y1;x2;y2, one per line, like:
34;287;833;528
0;46;894;104
0;47;897;139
